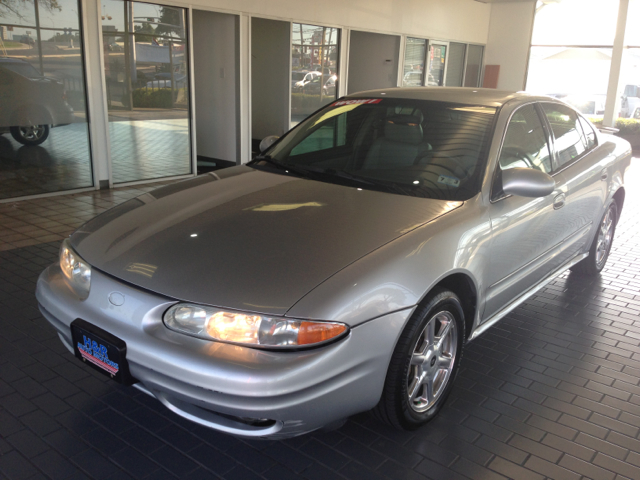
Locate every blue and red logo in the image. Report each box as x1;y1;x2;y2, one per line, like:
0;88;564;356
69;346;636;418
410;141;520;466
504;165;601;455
77;335;119;376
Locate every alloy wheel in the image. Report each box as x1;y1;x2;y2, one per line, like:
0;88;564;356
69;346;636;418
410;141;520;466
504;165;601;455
18;125;47;141
407;311;458;413
595;204;615;268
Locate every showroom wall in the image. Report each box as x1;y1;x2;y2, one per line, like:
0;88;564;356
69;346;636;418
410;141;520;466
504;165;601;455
193;10;239;163
484;1;536;91
348;31;401;94
251;18;291;140
186;0;492;45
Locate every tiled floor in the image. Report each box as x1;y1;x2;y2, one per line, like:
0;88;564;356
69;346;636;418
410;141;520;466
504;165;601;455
0;181;175;251
1;160;640;480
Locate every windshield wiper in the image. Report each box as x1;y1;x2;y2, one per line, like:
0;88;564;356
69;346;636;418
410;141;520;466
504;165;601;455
252;155;311;179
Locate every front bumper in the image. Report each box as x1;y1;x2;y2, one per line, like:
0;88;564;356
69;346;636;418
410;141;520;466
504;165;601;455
36;264;413;438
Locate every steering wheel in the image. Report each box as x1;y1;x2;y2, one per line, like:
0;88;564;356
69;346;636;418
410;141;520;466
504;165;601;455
499;147;534;169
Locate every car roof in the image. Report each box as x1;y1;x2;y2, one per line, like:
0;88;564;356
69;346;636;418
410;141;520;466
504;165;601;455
343;87;553;108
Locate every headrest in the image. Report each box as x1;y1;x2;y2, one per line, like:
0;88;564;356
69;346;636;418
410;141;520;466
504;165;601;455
384;115;423;145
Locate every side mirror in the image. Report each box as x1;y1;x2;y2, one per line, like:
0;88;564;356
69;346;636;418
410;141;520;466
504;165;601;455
501;167;555;198
259;135;279;153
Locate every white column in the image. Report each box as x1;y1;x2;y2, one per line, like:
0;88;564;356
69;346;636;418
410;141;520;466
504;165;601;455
238;14;252;163
187;7;198;175
81;0;112;188
397;35;406;87
603;0;629;127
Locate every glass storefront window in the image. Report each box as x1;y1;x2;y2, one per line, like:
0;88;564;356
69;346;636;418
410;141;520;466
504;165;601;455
620;48;640;118
527;46;612;103
403;38;426;87
290;23;339;128
427;43;446;86
527;0;623;118
102;0;191;184
620;2;640;118
531;0;620;47
0;0;93;200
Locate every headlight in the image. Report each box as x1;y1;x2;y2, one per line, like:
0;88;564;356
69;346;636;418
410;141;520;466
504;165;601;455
59;238;91;299
163;303;348;349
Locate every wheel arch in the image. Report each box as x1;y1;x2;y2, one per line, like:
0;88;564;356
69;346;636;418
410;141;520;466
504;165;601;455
612;187;625;221
10;103;54;127
428;272;478;342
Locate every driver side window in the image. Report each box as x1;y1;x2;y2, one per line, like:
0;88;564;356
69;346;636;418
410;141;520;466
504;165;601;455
498;104;552;174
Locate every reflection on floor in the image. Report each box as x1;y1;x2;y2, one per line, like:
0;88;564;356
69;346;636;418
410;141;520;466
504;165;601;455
0;119;191;200
110;119;191;184
0;124;93;201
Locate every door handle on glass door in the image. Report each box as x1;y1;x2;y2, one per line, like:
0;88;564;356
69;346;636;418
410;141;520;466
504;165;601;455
553;193;566;210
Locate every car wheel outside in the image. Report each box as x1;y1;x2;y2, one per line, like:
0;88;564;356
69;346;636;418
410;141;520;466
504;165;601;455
372;288;465;430
571;200;618;276
10;125;50;146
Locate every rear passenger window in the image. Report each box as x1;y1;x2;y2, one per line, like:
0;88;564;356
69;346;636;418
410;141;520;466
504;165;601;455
578;116;597;150
498;104;552;173
541;103;587;168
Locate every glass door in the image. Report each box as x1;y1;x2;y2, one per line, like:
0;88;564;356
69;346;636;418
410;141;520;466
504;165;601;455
427;41;448;87
0;0;93;200
402;37;427;87
290;23;340;128
101;0;191;184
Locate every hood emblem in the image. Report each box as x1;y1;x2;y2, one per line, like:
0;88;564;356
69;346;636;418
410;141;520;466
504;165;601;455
108;292;125;306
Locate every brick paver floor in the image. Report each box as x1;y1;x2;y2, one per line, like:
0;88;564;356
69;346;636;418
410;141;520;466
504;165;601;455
1;159;639;479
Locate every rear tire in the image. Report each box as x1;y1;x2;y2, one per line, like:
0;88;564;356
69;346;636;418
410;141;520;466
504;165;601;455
372;288;465;430
571;200;617;276
10;125;50;146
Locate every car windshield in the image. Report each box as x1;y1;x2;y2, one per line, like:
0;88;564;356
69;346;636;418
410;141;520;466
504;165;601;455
292;72;306;81
255;98;497;200
1;62;43;79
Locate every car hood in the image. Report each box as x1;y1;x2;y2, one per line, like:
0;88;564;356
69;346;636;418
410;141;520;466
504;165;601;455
71;166;460;317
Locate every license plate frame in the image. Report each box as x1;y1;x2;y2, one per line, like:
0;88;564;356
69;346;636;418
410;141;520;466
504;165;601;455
71;319;136;385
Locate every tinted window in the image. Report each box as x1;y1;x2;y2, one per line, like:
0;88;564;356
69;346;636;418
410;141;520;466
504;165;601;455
499;104;552;173
541;103;587;168
256;99;497;201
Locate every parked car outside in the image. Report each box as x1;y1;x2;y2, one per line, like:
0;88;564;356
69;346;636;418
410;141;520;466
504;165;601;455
36;88;631;439
145;74;187;89
403;71;423;87
621;84;640;118
292;70;321;92
0;58;75;145
301;74;337;97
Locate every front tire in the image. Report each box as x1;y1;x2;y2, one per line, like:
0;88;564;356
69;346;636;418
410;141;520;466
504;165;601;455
373;288;465;430
10;125;50;146
571;200;617;276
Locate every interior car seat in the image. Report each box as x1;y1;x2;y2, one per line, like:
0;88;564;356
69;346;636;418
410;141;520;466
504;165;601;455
363;115;432;170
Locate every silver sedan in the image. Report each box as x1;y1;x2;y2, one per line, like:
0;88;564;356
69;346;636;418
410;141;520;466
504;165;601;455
36;88;632;438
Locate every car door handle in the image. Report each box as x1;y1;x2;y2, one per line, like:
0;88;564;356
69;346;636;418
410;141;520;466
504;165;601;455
601;170;608;181
553;193;566;210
